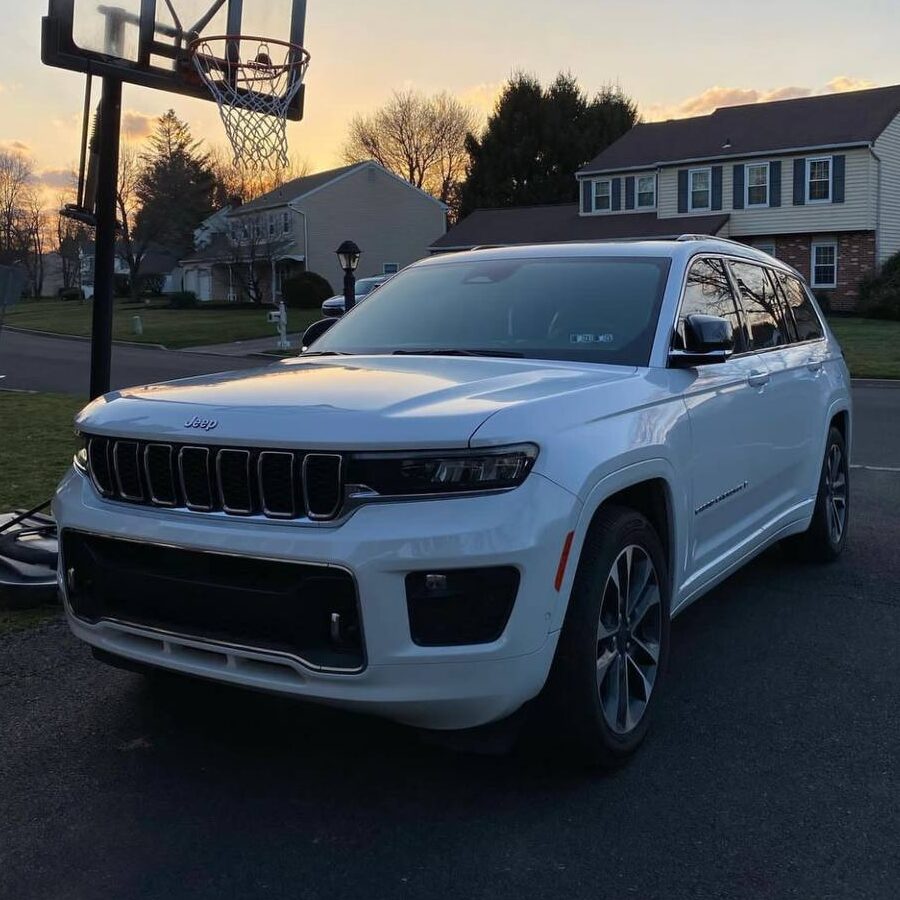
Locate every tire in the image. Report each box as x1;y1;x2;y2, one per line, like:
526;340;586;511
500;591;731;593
541;505;671;767
788;426;850;563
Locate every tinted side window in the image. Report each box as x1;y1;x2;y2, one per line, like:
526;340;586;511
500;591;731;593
777;273;825;342
677;258;747;351
729;262;788;350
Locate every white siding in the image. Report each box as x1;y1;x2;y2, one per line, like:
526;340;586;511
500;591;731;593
873;112;900;264
298;164;447;289
657;148;876;235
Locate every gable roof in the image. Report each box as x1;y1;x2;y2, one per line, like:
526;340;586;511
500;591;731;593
239;162;370;212
430;204;729;251
580;84;900;176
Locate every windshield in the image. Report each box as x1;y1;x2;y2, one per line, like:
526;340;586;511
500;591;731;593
355;278;383;297
311;256;671;365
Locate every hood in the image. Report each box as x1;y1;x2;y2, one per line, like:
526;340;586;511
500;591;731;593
76;355;637;449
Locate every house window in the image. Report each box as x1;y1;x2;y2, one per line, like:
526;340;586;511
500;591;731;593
754;242;776;258
268;215;277;239
811;241;837;288
636;175;656;209
689;168;711;211
746;163;770;207
282;211;291;234
383;263;399;275
241;221;250;241
807;157;832;203
594;179;612;212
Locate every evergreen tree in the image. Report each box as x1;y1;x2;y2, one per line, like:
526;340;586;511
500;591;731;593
459;73;639;217
135;110;217;256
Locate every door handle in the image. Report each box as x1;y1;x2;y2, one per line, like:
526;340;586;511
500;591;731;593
748;370;770;388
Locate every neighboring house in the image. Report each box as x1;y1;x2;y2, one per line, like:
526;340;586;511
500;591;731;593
434;84;900;311
80;243;181;297
179;161;447;303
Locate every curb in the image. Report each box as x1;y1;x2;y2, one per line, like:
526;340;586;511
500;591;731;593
851;378;900;388
2;326;167;351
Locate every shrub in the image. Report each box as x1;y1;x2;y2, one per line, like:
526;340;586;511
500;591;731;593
857;251;900;320
113;274;131;297
140;274;166;296
168;291;199;309
282;271;334;309
59;287;85;302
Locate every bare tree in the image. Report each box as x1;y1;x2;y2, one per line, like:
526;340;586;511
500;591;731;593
0;150;33;265
209;148;311;204
227;211;285;305
343;89;478;216
20;191;49;297
52;192;90;292
117;143;157;301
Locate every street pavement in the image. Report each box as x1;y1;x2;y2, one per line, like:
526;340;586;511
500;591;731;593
0;352;898;898
0;328;266;395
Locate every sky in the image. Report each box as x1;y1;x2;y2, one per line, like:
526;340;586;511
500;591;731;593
3;0;899;202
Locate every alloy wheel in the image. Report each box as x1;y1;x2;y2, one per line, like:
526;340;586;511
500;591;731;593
825;443;848;545
596;545;662;735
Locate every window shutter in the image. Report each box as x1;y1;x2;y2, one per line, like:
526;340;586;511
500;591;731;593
733;165;745;210
769;161;782;207
833;155;846;203
711;166;723;211
678;170;689;213
793;158;807;205
612;178;622;211
581;179;592;214
625;176;635;210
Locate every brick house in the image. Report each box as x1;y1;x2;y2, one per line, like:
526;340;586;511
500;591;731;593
434;85;900;311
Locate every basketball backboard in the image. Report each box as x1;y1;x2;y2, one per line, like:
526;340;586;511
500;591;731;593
42;0;308;120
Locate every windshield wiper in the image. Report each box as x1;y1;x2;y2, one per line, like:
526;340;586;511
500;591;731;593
392;348;524;358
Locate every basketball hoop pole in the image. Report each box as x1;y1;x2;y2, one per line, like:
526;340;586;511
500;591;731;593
89;75;122;400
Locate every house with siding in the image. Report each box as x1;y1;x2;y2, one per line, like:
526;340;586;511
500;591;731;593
180;161;447;303
433;84;900;310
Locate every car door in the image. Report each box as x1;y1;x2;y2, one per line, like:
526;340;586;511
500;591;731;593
672;257;778;589
728;261;821;519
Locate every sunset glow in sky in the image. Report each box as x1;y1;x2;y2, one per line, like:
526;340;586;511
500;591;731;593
3;0;897;200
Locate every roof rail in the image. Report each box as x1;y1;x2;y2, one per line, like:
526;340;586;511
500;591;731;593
676;234;750;248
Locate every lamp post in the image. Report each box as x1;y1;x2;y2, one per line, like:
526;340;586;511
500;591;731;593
336;240;362;312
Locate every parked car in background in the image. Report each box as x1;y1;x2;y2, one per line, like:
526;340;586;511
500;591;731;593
321;275;391;317
56;237;851;766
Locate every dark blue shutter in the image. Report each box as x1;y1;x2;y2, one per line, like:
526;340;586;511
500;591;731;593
733;164;745;209
581;179;592;214
612;178;622;211
625;176;635;210
711;166;723;210
678;170;689;213
769;161;782;207
793;158;807;205
832;155;846;203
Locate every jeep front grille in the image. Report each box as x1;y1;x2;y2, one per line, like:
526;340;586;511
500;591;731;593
86;436;347;522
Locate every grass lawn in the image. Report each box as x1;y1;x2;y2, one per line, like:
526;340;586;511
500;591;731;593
0;392;84;511
5;298;319;350
828;317;900;380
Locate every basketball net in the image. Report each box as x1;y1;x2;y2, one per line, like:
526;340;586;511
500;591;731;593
191;38;310;171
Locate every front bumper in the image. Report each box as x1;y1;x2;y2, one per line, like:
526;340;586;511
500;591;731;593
54;468;580;730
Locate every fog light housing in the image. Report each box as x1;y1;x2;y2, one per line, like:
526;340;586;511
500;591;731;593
405;567;520;647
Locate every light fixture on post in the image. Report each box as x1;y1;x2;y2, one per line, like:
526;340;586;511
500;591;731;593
336;240;362;311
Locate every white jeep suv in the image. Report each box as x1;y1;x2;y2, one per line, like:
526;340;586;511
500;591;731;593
55;238;851;764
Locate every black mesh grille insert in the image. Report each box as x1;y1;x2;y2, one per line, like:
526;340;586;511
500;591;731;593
259;452;296;517
145;444;177;506
87;438;113;495
217;449;252;513
113;442;143;501
180;447;213;510
304;455;343;519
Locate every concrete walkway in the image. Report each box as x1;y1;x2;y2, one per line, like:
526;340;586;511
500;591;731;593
181;334;302;357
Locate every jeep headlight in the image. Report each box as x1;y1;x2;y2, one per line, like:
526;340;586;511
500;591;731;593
348;444;538;496
73;434;89;475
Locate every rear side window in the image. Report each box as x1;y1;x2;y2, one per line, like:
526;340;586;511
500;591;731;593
777;273;825;342
677;258;748;352
729;262;789;351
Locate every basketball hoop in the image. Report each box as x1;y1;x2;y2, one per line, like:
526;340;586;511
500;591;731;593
190;36;310;171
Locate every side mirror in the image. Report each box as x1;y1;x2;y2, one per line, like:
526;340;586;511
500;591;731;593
301;317;337;352
669;314;735;368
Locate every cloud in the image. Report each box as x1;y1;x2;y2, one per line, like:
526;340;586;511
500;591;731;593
645;76;879;122
458;82;504;118
35;168;75;190
0;139;31;154
123;111;156;140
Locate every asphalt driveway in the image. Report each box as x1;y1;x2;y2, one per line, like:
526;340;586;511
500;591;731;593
0;386;897;900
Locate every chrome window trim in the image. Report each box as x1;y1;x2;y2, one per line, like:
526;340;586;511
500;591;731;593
216;448;253;516
178;446;214;512
59;528;367;676
143;443;178;508
302;453;345;521
257;451;297;520
112;441;144;502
